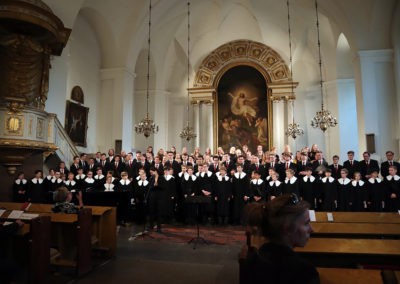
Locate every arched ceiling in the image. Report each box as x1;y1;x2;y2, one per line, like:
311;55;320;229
42;0;398;70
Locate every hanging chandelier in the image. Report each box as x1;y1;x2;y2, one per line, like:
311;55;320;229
310;0;338;132
180;1;197;142
285;0;304;139
135;0;158;138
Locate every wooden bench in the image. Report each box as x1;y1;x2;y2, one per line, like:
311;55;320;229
0;212;51;284
0;202;116;257
317;267;383;284
311;222;400;239
314;211;400;224
0;203;93;277
48;208;92;276
295;238;400;267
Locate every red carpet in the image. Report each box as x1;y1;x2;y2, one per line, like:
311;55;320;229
144;225;246;245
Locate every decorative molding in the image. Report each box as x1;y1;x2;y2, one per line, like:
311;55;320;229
4;114;24;136
0;138;58;151
193;40;291;88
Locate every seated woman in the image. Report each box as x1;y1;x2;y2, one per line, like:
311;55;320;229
52;186;84;214
241;194;319;284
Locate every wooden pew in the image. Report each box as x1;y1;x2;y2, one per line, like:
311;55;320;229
0;202;116;257
26;208;92;276
295;238;400;267
311;222;400;239
0;203;93;277
314;211;400;224
317;268;383;284
0;213;51;284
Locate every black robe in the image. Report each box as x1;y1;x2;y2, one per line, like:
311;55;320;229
299;175;317;210
134;179;150;224
384;175;400;212
197;171;215;216
27;178;45;203
337;178;352;211
159;174;176;222
266;180;283;201
249;179;266;202
319;177;337;211
350;180;367;212
214;175;232;218
231;172;249;223
366;178;384;212
13;179;28;202
282;177;300;196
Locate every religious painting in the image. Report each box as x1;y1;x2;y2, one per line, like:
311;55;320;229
65;100;89;147
217;65;269;153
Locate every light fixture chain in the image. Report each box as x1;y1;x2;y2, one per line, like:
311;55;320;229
315;0;324;109
287;0;295;122
146;0;152;117
284;0;304;139
187;1;190;125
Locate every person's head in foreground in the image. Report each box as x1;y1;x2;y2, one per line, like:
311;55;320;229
246;193;312;248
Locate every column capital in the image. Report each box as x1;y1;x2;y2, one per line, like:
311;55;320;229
189;88;215;105
358;49;393;63
268;82;298;102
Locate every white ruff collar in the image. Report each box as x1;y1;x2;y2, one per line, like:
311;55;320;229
321;177;335;183
269;180;281;186
218;175;229;182
338;178;351;185
386;175;400;181
251;179;263;185
352;180;365;186
119;179;131;185
234;172;246;179
65;180;76;186
164;175;174;181
184;175;197;181
368;178;382;184
303;176;315;182
104;183;115;191
15;179;27;185
285;176;297;184
32;178;43;184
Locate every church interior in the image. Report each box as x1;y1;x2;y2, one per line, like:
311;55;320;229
1;0;400;283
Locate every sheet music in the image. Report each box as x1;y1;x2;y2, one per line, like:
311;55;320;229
3;221;13;226
7;210;23;219
20;213;39;220
0;209;5;217
327;212;334;222
309;210;316;222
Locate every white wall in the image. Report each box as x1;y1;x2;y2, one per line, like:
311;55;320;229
68;15;101;153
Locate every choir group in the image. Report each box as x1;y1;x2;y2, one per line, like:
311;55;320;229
12;144;400;230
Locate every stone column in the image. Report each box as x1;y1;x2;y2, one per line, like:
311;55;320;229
359;49;397;157
268;82;298;153
190;89;214;153
99;67;136;152
193;102;200;147
336;79;358;161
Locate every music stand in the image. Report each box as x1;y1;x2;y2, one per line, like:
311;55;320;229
186;195;212;249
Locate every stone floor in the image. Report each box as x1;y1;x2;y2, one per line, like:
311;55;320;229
68;225;241;284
